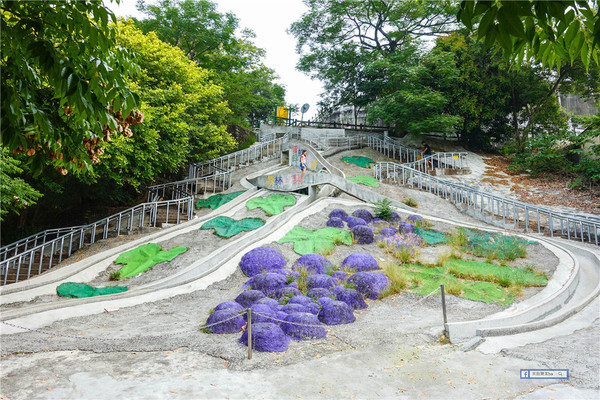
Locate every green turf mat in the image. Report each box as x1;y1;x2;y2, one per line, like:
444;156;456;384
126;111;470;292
341;155;375;168
346;175;380;187
200;216;265;238
278;226;352;255
195;191;246;210
414;227;448;246
463;229;532;260
114;243;188;279
444;259;547;286
57;282;128;298
246;194;297;215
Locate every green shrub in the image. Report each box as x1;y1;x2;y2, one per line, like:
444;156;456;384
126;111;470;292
403;198;418;207
373;198;395;220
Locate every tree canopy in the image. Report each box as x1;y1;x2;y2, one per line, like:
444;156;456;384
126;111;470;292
1;0;142;176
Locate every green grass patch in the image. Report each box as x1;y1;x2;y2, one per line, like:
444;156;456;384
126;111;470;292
200;216;265;238
114;243;188;279
195;191;246;210
246;194;296;215
462;229;531;261
341;155;375;168
444;259;547;287
347;175;380;187
277;226;352;255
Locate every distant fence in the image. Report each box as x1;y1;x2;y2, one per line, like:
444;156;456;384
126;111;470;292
373;161;599;245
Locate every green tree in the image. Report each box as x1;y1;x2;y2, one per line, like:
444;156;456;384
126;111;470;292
0;147;42;221
457;0;600;70
134;0;285;125
87;20;235;190
1;0;141;176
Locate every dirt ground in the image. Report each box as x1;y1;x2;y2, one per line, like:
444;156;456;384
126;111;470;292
0;147;598;400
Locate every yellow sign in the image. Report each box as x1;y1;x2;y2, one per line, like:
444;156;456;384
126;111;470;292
453;155;459;160
276;106;289;120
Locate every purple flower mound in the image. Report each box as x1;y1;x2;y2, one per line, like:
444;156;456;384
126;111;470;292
282;312;326;340
275;286;302;299
273;269;293;277
331;285;345;297
275;311;289;324
327;217;345;228
341;253;379;272
281;303;309;314
398;222;415;234
318;301;356;325
306;274;337;290
346;216;367;228
407;214;425;224
371;218;386;226
379;227;397;237
351;225;374;244
348;272;391;300
389;211;401;223
352;209;374;223
307;287;331;300
239;247;286;277
287;282;299;289
402;232;425;248
288;295;315;307
329;209;347;220
306;303;320;315
254;297;281;312
247;273;287;297
335;288;368;310
235;290;265;308
214;301;244;313
245;304;275;323
332;271;348;282
317;297;335;307
293;254;333;275
239;322;289;352
206;309;245;334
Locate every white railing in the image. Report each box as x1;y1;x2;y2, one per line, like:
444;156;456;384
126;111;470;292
373;162;599;245
0;196;193;286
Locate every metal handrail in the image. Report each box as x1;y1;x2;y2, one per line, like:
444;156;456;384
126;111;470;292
0;226;84;261
373;161;599;245
0;196;193;286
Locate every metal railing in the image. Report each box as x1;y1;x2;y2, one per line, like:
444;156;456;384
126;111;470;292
1;226;84;263
0;196;193;286
373;161;599;245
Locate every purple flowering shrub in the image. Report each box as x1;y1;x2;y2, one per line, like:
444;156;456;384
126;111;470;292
275;311;289;324
307;287;331;300
352;209;374;223
214;301;244;313
305;303;320;315
407;214;429;228
330;285;345;297
335;288;368;310
282;312;326;340
341;253;379;272
329;209;348;220
306;274;337;290
331;270;348;282
281;303;309;314
275;286;302;299
398;222;415;234
347;272;391;300
318;301;356;325
235;290;265;308
378;227;397;237
327;217;345;228
293;254;333;275
345;216;367;228
239;322;289;352
240;247;286;276
246;273;287;296
351;225;374;244
389;211;401;223
255;297;281;312
245;304;275;323
288;295;315;307
206;309;245;334
317;297;334;307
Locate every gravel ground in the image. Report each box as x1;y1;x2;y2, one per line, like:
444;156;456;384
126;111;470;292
0;147;597;400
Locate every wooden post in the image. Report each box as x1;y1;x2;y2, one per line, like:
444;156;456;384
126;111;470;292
247;309;252;360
